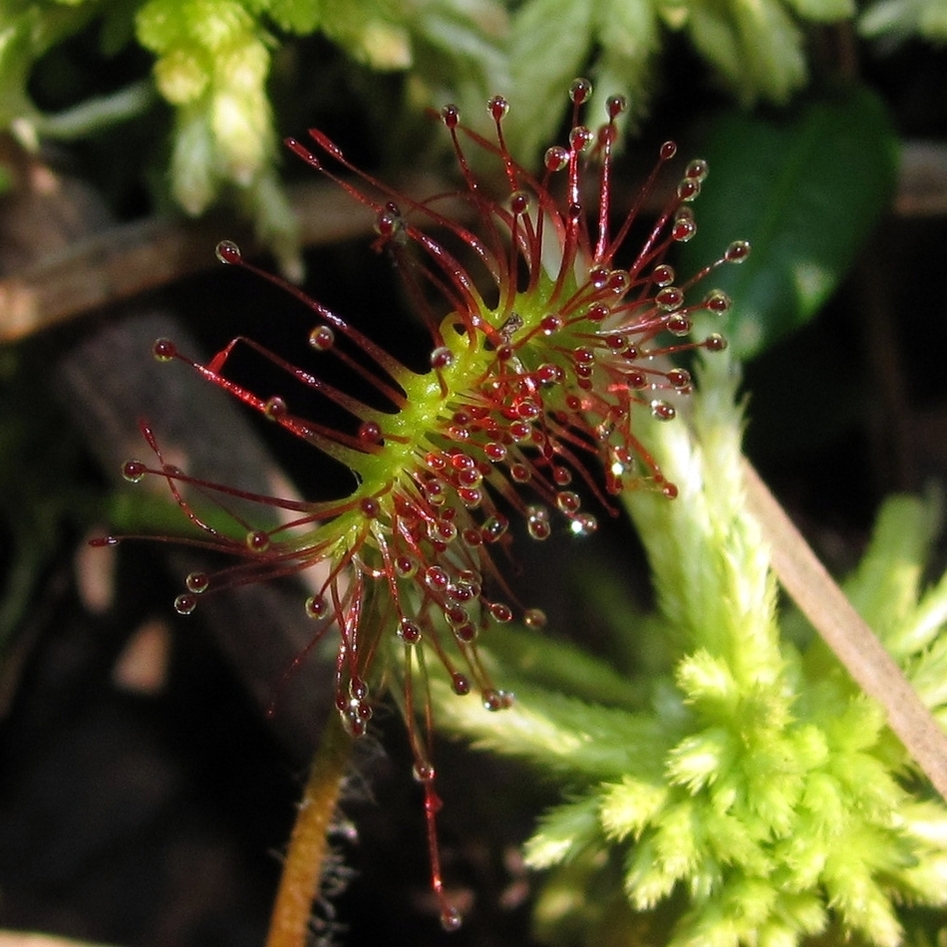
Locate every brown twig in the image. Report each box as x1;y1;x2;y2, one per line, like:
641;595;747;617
0;170;455;343
742;457;947;800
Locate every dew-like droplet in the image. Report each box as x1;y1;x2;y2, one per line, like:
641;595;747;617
309;325;335;351
305;595;328;619
569;125;593;152
536;363;564;385
441;104;460;128
652;264;675;286
174;593;197;615
414;761;436;782
524;608;547;628
482;689;506;711
650;399;676;421
489;602;513;623
488;94;509;122
527;505;552;541
433;519;458;543
677;178;700;201
606;94;627;118
358;421;382;444
663;482;679;499
457;468;481;489
481;515;508;542
450;577;478;602
431;346;454;370
586;303;610;322
509;190;529;215
122;460;146;483
425;566;450;590
462;527;483;546
374;201;403;239
656;286;684;311
544;146;569;173
541;315;563;335
186;571;209;594
725;240;751;263
589;265;609;289
344;718;364;738
451;673;471;695
246;530;270;552
556;490;581;514
704;333;728;352
569;77;592;104
458;488;482;508
153;338;176;361
360;497;380;518
264;396;287;420
667;368;691;389
608;269;630;293
685;158;709;182
484;441;507;462
450;452;474;471
660;141;678;160
395;555;417;578
215;239;242;264
571;513;598;536
704;289;731;313
398;619;422;644
440;907;463;932
672;216;697;242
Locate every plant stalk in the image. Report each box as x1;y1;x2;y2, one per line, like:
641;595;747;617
266;708;355;947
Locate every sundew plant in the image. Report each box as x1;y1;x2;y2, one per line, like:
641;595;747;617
103;79;947;947
107;79;747;943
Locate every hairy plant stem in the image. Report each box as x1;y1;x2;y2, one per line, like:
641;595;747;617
266;707;355;947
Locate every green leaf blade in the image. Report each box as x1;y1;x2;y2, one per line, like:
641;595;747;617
680;85;899;360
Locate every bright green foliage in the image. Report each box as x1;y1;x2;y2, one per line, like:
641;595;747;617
504;0;855;162
860;0;947;43
0;1;103;132
134;0;297;263
677;88;898;360
0;0;508;271
137;0;273;207
0;0;898;269
431;353;947;947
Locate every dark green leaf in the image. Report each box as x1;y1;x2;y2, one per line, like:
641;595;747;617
678;85;898;359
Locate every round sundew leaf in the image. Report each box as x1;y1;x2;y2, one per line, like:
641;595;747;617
678;84;899;360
